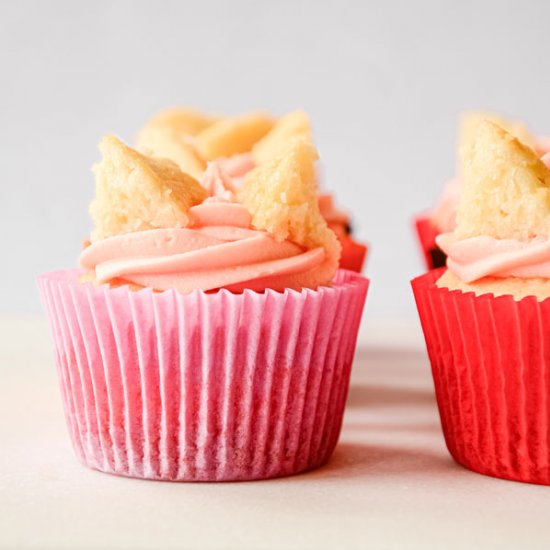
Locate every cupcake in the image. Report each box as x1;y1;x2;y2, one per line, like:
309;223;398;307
37;134;369;482
414;111;550;270
137;108;368;272
412;118;550;485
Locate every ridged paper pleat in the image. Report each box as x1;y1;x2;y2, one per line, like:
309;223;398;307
412;269;550;485
38;269;368;482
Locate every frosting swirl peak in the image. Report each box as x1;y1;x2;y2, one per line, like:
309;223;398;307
437;233;550;283
80;163;328;293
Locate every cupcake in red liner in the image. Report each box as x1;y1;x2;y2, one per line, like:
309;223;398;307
38;134;369;482
413;118;550;485
414;111;550;271
137;108;368;272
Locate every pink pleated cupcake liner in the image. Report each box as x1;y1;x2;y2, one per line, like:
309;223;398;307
413;269;550;485
37;269;369;482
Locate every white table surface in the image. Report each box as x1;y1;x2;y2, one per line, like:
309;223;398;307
2;315;550;550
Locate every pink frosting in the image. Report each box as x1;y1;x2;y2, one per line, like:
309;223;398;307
436;233;550;283
215;154;255;189
200;162;238;201
217;153;255;177
80;161;327;293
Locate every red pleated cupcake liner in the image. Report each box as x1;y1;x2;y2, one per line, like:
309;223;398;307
414;215;446;270
412;268;550;485
37;269;368;482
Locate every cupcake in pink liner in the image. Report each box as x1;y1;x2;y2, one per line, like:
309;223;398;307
412;118;550;485
137;108;368;272
414;111;550;270
37;134;369;482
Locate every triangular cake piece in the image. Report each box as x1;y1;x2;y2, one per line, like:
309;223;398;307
136;124;206;180
459;111;537;153
239;139;341;284
90;135;207;241
136;108;219;179
195;111;274;160
140;107;219;137
252;110;312;164
456;119;550;240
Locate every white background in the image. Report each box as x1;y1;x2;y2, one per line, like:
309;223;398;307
3;0;550;316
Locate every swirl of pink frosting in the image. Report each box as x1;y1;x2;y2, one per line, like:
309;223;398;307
80;161;327;293
215;153;255;189
436;233;550;283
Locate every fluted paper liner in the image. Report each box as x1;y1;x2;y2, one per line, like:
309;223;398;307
414;215;446;270
413;268;550;485
37;269;368;482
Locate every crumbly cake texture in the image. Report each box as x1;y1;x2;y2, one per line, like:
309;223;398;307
136;125;206;180
239;139;341;282
438;119;550;300
459;111;537;152
437;269;550;301
455;119;550;241
252;110;312;164
195;111;274;160
135;108;216;179
90;135;207;241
